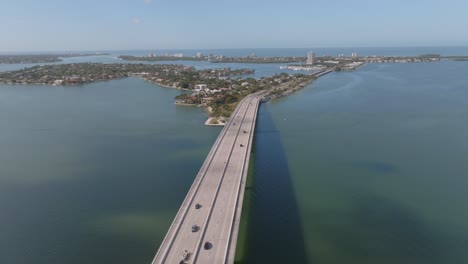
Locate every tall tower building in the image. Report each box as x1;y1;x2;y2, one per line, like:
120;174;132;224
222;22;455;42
307;51;316;65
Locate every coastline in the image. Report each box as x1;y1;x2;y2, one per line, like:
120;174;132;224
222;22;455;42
135;76;193;91
204;117;226;126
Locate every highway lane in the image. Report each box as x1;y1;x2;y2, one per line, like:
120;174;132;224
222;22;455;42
195;96;260;263
152;93;262;264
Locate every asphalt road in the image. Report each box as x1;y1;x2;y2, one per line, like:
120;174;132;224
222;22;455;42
152;93;262;264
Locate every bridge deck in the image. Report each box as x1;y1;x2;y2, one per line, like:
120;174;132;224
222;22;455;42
152;93;262;264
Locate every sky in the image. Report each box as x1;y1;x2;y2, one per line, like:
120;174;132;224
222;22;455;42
0;0;467;52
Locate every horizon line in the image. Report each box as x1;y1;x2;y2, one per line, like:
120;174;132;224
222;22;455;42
1;45;467;54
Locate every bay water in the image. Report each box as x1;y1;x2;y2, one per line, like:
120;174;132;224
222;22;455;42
1;49;467;263
243;60;468;263
0;78;220;263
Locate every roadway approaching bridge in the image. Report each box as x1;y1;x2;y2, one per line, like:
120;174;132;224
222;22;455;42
152;93;263;264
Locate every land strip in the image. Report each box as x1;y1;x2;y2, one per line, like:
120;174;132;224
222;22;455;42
0;53;108;64
0;63;320;124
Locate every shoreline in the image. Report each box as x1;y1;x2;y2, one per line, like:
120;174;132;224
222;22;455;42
204;117;226;126
0;62;332;127
135;76;193;91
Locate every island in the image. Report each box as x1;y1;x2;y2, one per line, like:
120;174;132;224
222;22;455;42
175;72;319;124
0;62;323;125
118;54;306;64
442;55;468;61
0;63;255;85
210;56;306;64
118;53;449;67
118;55;206;62
0;53;108;64
2;52;449;126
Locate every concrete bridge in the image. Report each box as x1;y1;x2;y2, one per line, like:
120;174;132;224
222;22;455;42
152;69;333;264
152;93;263;264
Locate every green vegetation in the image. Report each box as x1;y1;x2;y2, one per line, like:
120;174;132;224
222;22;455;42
0;61;323;120
119;55;206;62
419;54;441;58
211;56;306;64
441;55;468;61
0;63;253;87
0;53;108;64
209;118;219;125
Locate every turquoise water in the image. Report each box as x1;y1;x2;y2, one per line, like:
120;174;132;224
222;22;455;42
244;60;468;263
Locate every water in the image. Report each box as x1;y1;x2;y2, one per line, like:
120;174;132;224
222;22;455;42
3;46;468;75
3;46;468;57
0;78;221;263
108;47;468;57
1;48;468;263
243;60;468;263
0;55;308;78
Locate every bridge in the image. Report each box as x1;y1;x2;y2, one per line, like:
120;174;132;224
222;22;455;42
152;92;263;264
152;69;333;264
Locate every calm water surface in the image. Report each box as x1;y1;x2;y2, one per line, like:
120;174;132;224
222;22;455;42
0;78;220;263
244;60;468;263
1;50;468;263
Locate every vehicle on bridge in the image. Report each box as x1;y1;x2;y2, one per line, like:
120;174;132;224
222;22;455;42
204;242;212;250
181;250;190;263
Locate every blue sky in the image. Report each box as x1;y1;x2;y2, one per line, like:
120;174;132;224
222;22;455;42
0;0;467;51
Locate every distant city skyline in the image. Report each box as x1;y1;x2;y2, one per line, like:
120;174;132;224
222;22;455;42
1;0;467;52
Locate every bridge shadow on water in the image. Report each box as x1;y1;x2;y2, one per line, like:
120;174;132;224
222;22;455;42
239;104;309;264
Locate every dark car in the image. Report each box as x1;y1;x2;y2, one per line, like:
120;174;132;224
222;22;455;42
192;225;199;232
204;242;212;250
195;203;202;209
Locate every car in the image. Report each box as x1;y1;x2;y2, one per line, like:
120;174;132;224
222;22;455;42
181;250;190;261
243;130;247;133
204;242;212;250
191;225;199;232
240;144;244;147
195;203;202;209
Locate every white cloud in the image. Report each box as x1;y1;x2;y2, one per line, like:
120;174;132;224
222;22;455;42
132;18;141;24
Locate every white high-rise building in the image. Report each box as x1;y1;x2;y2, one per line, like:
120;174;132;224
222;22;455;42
351;52;358;58
306;51;316;65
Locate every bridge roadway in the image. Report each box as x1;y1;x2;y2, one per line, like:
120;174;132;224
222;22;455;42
152;93;263;264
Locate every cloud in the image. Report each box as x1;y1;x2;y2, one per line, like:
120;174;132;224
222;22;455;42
132;18;141;24
144;0;152;4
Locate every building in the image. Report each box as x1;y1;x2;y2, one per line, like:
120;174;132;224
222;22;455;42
194;84;207;91
351;52;358;58
196;52;204;58
306;51;316;65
